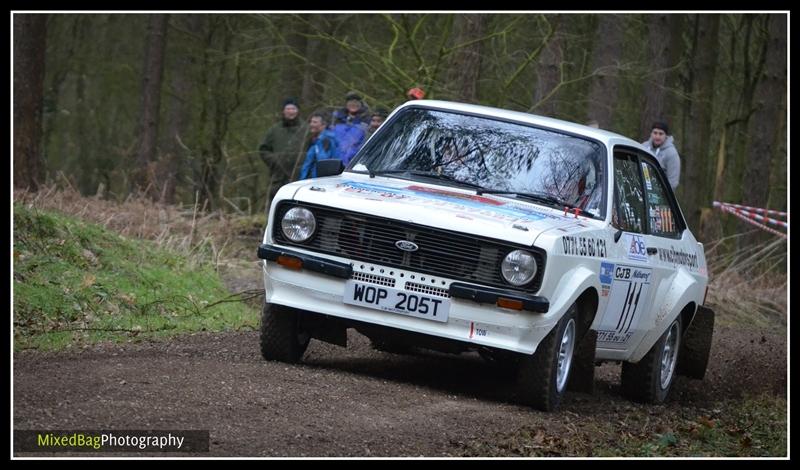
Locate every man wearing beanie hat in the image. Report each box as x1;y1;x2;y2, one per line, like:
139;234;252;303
258;97;309;201
366;106;389;140
641;121;681;190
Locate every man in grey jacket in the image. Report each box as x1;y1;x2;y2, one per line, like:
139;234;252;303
641;121;681;190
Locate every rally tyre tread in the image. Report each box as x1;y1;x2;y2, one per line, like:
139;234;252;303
517;305;577;411
620;347;660;403
567;329;597;394
621;318;681;403
259;303;309;363
677;306;714;379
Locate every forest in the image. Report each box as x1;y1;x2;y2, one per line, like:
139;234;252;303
13;13;788;244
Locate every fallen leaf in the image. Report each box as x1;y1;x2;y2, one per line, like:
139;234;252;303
698;416;715;428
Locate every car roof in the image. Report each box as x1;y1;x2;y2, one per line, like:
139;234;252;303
395;99;646;151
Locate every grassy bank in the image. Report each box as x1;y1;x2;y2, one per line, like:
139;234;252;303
13;203;259;351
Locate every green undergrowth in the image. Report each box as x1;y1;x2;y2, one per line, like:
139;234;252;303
456;393;786;457
13;203;258;351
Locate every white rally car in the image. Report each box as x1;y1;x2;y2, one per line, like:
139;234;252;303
257;100;715;411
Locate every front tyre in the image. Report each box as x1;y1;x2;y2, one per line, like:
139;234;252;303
259;302;310;363
517;304;578;411
621;317;682;403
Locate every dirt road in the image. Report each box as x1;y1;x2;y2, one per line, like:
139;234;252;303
13;321;786;456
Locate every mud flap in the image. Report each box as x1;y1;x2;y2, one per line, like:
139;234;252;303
677;304;715;379
567;329;597;394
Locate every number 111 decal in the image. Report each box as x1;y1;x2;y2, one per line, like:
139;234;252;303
597;265;653;345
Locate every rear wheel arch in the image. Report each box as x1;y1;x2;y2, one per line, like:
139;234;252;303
679;302;697;333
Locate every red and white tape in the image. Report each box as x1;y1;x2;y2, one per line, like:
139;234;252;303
714;201;787;218
712;202;788;228
713;203;788;239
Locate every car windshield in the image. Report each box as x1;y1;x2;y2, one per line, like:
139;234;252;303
349;107;606;218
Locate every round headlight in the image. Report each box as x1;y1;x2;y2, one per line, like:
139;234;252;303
501;250;538;286
281;207;316;243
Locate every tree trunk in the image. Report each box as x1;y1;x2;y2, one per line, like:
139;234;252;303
447;14;487;103
160;15;201;204
742;14;786;209
681;14;720;231
134;14;169;194
282;15;307;103
586;14;623;130
639;14;672;138
300;15;331;111
13;14;47;191
662;14;686;122
533;15;563;117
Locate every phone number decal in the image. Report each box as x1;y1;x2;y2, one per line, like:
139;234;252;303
562;236;607;258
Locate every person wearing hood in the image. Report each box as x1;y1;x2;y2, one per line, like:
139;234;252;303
330;91;370;165
258;98;309;200
641;121;681;190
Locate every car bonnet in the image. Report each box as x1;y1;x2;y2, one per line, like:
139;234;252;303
287;174;599;247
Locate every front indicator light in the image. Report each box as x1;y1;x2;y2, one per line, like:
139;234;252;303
497;297;524;310
277;255;303;270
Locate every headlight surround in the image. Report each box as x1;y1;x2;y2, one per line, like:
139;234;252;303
501;249;538;286
281;207;316;243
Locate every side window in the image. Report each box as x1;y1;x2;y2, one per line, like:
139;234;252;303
641;159;680;237
613;153;646;233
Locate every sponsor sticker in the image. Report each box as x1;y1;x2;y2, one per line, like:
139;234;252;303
600;262;614;284
641;163;653;190
338;181;559;222
623;233;648;262
597;265;653;345
657;245;700;270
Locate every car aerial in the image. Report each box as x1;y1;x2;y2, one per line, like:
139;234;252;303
257;100;715;411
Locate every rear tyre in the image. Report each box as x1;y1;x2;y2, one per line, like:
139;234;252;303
677;305;714;379
259;303;310;363
621;317;682;403
517;304;578;411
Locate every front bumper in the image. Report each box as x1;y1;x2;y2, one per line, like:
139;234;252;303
257;243;556;354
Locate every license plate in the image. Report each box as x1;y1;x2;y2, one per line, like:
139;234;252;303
343;281;450;322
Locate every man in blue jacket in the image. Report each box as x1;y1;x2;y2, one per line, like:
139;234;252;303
330;91;370;165
300;112;340;180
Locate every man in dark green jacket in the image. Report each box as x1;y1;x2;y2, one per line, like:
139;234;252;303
258;98;309;202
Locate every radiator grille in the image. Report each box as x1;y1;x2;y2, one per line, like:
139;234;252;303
274;202;545;292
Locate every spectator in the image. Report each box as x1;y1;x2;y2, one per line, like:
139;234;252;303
330;91;370;166
300;111;339;180
641;121;681;190
366;107;390;140
258;98;309;200
406;87;425;100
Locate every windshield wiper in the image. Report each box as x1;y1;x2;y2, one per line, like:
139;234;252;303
476;190;598;219
368;169;486;190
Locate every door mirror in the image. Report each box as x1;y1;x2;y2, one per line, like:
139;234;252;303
316;159;345;177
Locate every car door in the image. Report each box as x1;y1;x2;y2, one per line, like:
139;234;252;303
636;154;695;325
594;149;659;351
